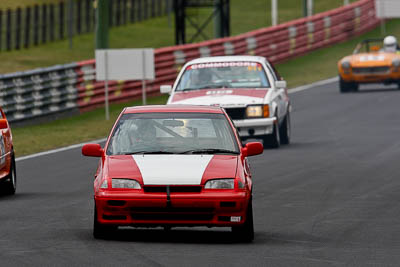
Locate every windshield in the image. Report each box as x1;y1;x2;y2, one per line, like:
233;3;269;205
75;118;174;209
107;112;239;155
175;62;270;91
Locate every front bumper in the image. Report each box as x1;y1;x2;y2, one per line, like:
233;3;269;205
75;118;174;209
233;117;276;137
95;190;250;227
341;72;400;83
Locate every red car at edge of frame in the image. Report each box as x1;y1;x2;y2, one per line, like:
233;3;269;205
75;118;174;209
82;105;263;242
0;107;16;195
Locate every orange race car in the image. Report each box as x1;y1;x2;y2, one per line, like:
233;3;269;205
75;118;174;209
338;38;400;93
0;107;16;195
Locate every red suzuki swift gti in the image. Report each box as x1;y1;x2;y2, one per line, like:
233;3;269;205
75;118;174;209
0;107;16;195
82;105;263;241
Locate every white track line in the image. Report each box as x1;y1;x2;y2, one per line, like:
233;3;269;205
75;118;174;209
288;77;338;94
15;77;338;162
16;138;107;162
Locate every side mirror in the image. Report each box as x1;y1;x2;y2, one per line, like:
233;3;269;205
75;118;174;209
82;144;103;157
242;142;263;157
160;85;172;94
275;80;287;89
0;119;8;130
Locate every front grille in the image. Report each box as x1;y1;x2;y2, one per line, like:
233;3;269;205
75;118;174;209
131;213;214;221
130;207;214;213
224;107;246;120
143;186;202;193
352;66;390;75
131;207;215;221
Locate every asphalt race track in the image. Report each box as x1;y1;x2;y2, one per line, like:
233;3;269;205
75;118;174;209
1;81;400;266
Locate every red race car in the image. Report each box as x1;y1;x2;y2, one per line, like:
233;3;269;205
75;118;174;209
82;105;263;241
0;107;16;195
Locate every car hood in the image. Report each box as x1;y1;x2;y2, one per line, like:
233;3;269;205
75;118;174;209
169;88;268;107
106;154;238;185
346;52;398;67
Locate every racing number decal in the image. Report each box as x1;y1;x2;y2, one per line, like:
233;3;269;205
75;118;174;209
0;134;5;166
359;55;385;62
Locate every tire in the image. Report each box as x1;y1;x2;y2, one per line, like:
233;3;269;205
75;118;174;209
262;119;280;149
93;206;117;239
340;78;358;93
2;153;16;195
352;82;359;92
232;199;254;242
279;113;291;145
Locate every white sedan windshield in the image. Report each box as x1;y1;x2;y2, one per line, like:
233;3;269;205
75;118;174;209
176;62;270;91
107;112;239;155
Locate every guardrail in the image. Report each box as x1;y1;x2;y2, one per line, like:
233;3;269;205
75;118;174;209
1;0;380;123
0;63;79;122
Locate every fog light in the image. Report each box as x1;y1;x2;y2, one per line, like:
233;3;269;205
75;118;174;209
230;216;241;222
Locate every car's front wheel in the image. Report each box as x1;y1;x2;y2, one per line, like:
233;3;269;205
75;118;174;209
340;78;358;93
93;206;117;239
262;119;280;149
1;153;16;195
279;113;291;145
232;199;254;242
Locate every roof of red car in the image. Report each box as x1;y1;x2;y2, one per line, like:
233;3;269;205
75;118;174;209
123;105;224;114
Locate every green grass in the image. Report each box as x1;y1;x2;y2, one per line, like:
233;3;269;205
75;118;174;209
0;0;59;9
231;0;358;35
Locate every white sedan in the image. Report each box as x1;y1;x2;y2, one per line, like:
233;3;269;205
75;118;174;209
161;56;291;148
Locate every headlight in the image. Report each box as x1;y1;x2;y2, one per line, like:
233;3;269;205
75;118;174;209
112;178;141;189
204;179;234;189
392;59;400;68
246;105;269;118
341;60;351;69
100;179;108;189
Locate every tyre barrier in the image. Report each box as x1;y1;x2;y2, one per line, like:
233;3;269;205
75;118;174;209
0;0;380;123
0;63;79;122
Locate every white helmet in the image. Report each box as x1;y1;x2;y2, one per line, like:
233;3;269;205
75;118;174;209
383;36;397;53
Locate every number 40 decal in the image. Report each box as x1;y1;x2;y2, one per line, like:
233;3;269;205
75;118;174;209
359;55;385;62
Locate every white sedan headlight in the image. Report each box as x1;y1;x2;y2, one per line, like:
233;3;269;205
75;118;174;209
246;105;263;118
204;179;234;189
246;105;269;118
112;179;141;189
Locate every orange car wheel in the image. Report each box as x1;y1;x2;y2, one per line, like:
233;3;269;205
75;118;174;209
340;78;359;93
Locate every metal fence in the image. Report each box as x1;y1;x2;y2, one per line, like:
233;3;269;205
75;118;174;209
0;0;170;52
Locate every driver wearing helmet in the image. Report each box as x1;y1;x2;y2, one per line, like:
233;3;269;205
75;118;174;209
192;69;213;87
382;36;399;53
133;119;156;143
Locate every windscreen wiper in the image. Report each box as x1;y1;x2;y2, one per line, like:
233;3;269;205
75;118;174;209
197;85;230;89
181;85;230;91
122;151;175;155
180;148;239;155
181;87;200;92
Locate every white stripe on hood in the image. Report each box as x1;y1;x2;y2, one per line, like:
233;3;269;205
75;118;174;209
133;155;213;185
